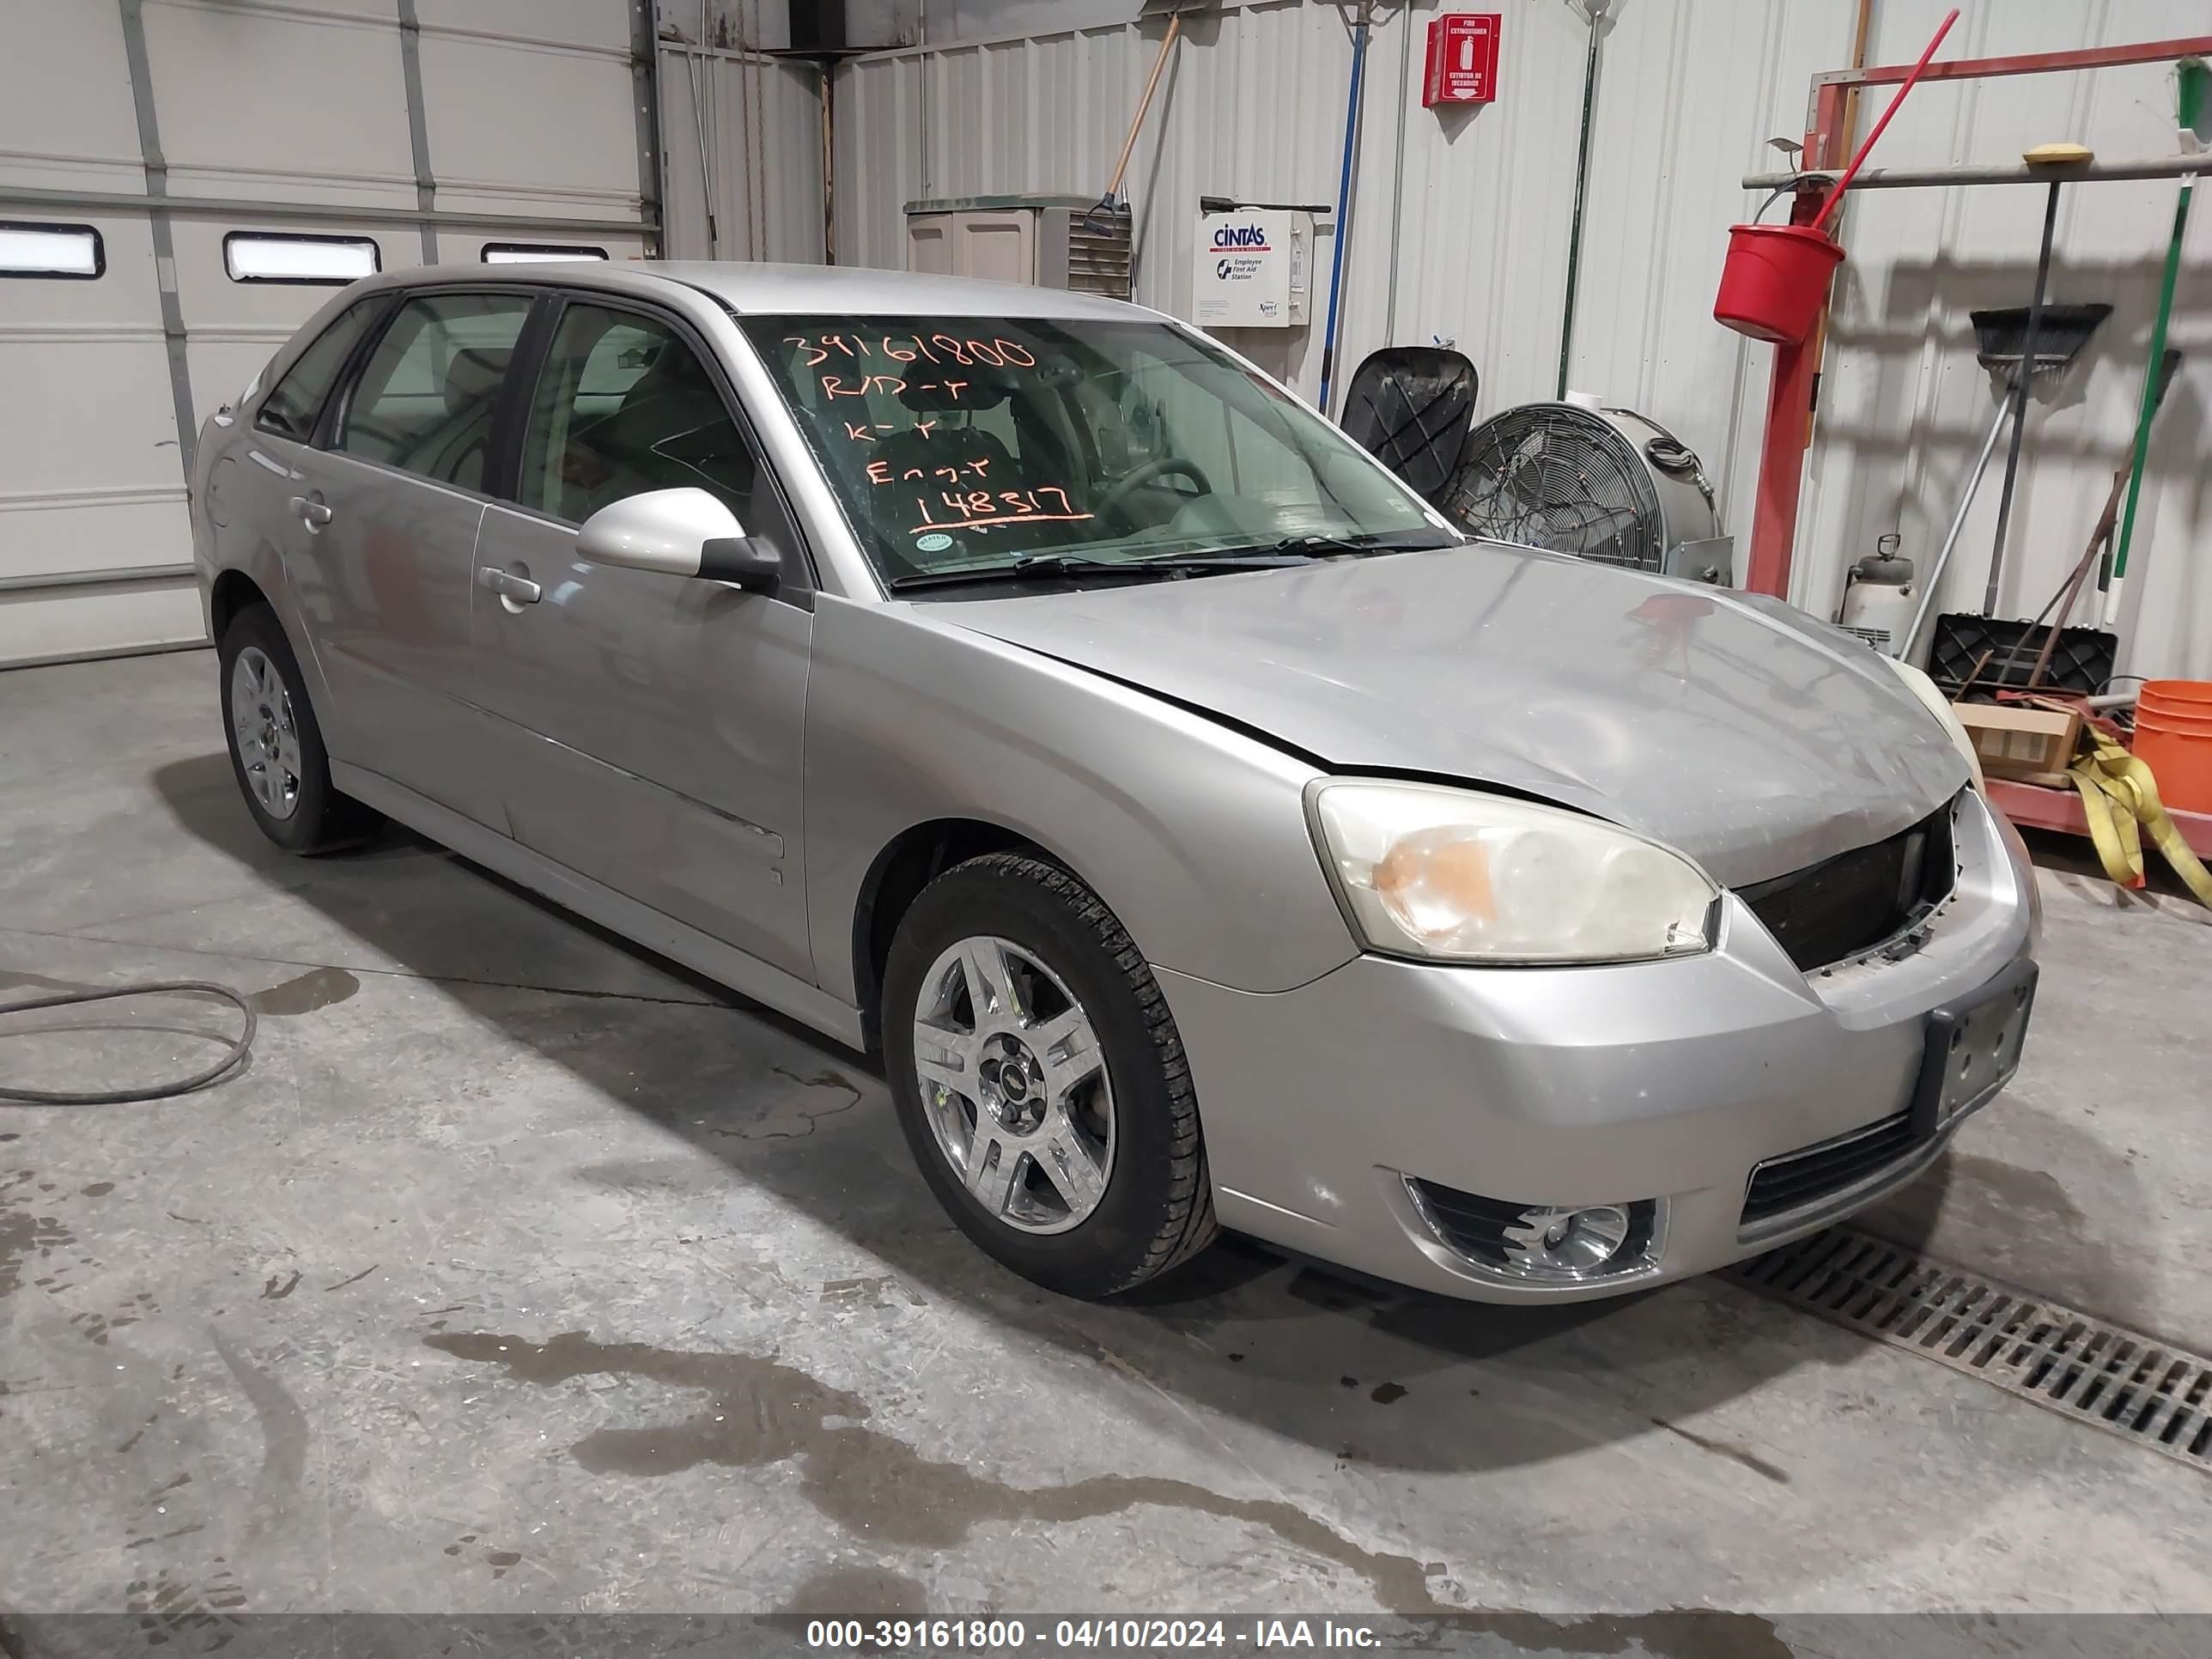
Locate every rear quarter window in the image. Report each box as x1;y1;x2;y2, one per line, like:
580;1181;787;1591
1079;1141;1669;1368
254;298;384;441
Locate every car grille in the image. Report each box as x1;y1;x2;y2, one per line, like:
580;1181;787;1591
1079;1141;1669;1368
1741;1109;1921;1225
1736;801;1956;972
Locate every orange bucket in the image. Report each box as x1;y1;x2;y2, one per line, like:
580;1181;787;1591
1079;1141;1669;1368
1714;223;1846;344
2134;679;2212;814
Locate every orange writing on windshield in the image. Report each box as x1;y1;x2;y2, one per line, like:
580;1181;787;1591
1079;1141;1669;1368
911;484;1092;534
781;330;1091;539
783;334;1039;370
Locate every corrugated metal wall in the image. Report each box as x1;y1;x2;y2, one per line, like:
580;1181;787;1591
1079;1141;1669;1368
657;31;828;262
835;0;2212;679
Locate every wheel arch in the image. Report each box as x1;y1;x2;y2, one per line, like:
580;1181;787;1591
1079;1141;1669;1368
208;567;271;642
853;817;1079;1050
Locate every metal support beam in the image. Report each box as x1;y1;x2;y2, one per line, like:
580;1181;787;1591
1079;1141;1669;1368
1746;153;2212;191
631;0;665;256
1987;775;2212;860
117;0;200;481
394;0;440;262
1815;33;2212;91
1807;36;2212;180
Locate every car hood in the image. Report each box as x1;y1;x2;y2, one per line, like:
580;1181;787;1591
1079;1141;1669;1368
928;544;1969;888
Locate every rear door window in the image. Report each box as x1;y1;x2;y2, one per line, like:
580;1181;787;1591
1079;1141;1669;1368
255;298;383;441
335;291;533;491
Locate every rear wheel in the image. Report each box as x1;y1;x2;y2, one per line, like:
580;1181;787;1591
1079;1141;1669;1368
882;853;1217;1298
217;603;379;854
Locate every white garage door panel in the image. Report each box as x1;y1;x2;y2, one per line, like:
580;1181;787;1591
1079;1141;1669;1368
0;342;181;538
0;586;205;670
0;0;665;666
0;492;191;586
0;213;183;588
143;0;416;208
418;34;641;217
0;0;141;191
415;0;633;56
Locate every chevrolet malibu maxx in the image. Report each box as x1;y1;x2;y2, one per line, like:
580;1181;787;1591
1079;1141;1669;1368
192;263;2039;1303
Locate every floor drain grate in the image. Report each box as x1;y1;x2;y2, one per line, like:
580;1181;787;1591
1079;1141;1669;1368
1729;1226;2212;1474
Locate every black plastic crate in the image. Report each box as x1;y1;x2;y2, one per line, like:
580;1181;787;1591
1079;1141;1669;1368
1929;613;2116;701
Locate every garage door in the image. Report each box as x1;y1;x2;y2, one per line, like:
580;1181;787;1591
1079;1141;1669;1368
0;0;660;669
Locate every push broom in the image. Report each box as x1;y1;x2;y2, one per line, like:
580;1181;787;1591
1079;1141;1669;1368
2102;56;2209;630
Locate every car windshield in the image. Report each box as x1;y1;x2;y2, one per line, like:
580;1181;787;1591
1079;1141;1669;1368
738;313;1455;586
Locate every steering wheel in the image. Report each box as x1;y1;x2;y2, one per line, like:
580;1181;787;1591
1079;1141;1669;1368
1094;455;1214;531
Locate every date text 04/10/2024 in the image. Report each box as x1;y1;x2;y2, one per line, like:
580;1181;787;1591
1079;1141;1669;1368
802;1619;1383;1650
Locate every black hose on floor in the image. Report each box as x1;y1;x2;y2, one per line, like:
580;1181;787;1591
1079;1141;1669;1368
0;981;256;1103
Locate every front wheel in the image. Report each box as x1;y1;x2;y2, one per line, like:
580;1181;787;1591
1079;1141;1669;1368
882;853;1218;1298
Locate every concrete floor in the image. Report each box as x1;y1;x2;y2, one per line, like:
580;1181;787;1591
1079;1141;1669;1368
3;649;2211;1632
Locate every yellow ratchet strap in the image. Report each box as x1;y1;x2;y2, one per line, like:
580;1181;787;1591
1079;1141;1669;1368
2067;727;2212;907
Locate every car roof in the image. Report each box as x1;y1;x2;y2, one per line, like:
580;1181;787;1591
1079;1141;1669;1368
369;259;1161;323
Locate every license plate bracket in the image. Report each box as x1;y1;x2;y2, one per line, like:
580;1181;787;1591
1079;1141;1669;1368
1908;958;2038;1141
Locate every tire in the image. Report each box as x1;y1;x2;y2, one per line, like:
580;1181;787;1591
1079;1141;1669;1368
217;602;380;854
882;852;1218;1299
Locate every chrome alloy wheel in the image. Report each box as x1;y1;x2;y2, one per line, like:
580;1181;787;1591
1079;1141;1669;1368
229;645;303;822
910;935;1115;1234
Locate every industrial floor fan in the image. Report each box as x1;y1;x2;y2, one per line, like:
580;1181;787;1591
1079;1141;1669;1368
1438;401;1734;585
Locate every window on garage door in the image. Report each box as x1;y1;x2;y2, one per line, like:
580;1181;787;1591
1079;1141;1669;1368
0;221;104;279
255;297;386;441
335;291;533;493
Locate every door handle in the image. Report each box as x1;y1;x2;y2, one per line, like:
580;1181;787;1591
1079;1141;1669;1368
477;564;542;605
289;494;332;530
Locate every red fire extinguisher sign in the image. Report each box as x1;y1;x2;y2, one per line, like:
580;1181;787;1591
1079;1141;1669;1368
1423;13;1500;106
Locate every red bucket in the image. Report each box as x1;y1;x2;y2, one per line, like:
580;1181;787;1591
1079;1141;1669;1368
1714;223;1846;344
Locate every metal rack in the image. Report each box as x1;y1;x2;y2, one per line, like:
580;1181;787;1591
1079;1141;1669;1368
1736;32;2212;602
1735;33;2212;853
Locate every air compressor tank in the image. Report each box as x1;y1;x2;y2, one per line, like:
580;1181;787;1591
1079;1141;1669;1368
1838;534;1917;657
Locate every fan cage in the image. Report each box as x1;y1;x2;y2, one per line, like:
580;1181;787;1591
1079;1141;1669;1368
1439;405;1666;573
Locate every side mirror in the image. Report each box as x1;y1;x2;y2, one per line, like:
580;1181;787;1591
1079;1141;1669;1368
574;486;781;594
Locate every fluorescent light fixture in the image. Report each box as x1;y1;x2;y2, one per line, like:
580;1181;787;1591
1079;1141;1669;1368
482;242;610;264
224;232;379;284
0;222;103;278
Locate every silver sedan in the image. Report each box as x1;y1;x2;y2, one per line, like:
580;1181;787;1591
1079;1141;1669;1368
191;261;2039;1303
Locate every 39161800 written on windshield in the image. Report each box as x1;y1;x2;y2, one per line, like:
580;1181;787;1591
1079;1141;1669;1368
740;316;1446;583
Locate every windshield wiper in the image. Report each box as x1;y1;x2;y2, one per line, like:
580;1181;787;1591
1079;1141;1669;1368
886;550;1310;592
1266;531;1458;558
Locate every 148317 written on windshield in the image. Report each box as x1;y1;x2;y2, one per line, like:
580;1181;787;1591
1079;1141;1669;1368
783;331;1096;544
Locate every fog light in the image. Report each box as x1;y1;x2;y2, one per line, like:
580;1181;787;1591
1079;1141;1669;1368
1504;1205;1632;1276
1402;1181;1665;1286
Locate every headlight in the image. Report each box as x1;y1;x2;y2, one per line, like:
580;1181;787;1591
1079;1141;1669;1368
1886;658;1986;793
1306;780;1718;964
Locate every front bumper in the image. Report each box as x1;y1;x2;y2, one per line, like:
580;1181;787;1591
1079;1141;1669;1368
1158;789;2039;1304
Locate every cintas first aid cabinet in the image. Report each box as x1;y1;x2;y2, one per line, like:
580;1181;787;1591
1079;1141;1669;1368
1191;209;1314;329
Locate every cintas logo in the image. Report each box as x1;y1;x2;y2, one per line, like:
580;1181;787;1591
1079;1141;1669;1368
1212;222;1272;252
